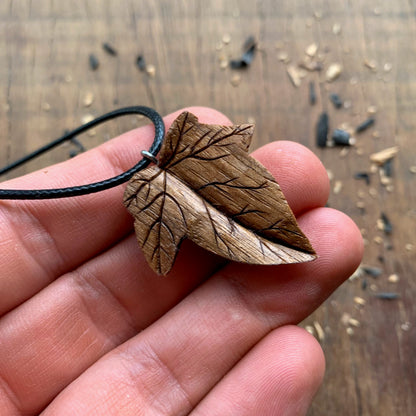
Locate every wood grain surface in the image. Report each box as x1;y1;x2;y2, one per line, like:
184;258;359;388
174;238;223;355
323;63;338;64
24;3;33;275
0;1;415;414
124;111;316;274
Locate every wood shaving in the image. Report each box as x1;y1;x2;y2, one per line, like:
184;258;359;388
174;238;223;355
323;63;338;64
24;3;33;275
230;74;241;87
41;102;51;112
313;321;325;342
83;92;94;107
370;146;399;165
219;59;228;70
146;64;156;77
364;59;378;71
298;57;322;71
367;105;377;114
313;11;323;20
354;296;366;306
277;51;290;63
369;187;378;197
383;62;393;72
350;77;358;85
287;65;302;87
305;325;315;335
401;322;411;331
356;201;365;209
326;169;334;181
349;318;361;327
346;327;354;336
332;23;342;35
81;114;94;124
305;43;318;57
405;243;414;252
222;33;231;44
333;180;343;194
339;147;350;158
326;63;343;82
341;313;351;325
373;236;384;245
388;274;399;283
409;165;416;174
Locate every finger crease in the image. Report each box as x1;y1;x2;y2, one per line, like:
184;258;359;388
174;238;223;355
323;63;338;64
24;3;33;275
72;268;138;344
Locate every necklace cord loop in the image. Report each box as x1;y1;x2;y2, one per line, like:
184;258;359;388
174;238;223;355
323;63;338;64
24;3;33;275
0;106;165;200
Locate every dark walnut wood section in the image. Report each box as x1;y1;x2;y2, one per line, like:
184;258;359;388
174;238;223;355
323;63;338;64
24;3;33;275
124;112;316;274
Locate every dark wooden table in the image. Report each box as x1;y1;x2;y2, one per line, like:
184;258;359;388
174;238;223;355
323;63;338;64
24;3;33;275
1;1;415;414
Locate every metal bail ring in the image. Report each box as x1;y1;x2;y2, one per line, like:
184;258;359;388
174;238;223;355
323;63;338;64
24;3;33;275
141;150;159;165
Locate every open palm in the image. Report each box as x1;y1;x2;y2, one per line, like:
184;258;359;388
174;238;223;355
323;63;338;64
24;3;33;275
0;108;362;415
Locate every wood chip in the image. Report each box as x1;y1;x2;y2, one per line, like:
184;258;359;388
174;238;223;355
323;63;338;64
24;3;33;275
383;62;393;72
287;65;302;87
305;325;315;335
401;322;411;331
41;102;51;112
370;146;399;165
219;59;228;70
299;57;323;71
305;43;318;57
388;274;399;283
332;23;342;35
146;64;156;77
367;105;377;114
81;114;94;124
83;92;94;107
313;321;325;342
346;327;354;336
230;74;241;87
326;63;343;82
364;58;377;71
409;165;416;174
374;236;383;245
341;313;351;325
333;180;343;194
354;296;366;306
222;33;231;44
277;51;289;63
405;243;414;252
348;318;361;327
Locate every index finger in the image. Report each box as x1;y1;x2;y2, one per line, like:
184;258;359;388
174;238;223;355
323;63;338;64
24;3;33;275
0;107;231;314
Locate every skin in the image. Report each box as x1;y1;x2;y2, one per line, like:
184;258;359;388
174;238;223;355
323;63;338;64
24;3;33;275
0;107;363;415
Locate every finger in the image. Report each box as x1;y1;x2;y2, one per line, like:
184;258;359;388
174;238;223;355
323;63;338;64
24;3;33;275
192;326;325;416
0;153;331;413
39;208;362;415
0;107;232;315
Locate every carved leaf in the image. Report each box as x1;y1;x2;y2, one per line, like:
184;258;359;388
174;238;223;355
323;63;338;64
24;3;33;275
124;112;316;275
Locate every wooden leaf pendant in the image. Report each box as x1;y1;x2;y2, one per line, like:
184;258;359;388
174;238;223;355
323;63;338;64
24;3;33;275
124;112;316;275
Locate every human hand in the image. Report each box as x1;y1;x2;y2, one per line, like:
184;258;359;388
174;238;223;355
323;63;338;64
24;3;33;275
0;108;363;415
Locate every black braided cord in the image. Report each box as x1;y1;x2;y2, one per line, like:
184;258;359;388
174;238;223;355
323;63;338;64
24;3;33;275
0;106;165;200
